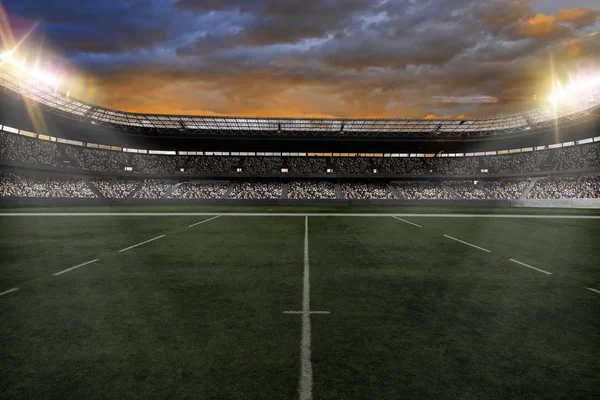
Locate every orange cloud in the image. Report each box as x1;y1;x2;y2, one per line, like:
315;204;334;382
557;8;600;26
519;13;556;38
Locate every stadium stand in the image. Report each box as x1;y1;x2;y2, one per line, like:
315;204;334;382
340;182;395;199
527;176;600;199
0;171;96;198
288;181;338;199
133;180;175;199
170;183;229;199
90;179;138;199
229;182;283;199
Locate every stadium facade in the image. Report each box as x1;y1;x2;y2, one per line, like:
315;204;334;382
1;63;600;207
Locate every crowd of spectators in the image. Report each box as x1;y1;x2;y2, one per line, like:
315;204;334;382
392;181;457;199
340;182;394;199
229;182;283;199
0;172;96;198
131;155;183;174
287;157;327;174
243;157;282;174
3;129;600;178
90;179;139;199
392;180;528;200
186;156;240;174
553;143;600;171
483;151;549;174
288;181;338;199
64;146;130;172
133;180;175;199
528;176;600;199
0;132;69;168
376;158;427;175
432;158;480;175
170;183;229;199
332;158;371;174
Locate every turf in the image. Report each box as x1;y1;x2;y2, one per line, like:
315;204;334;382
1;207;599;399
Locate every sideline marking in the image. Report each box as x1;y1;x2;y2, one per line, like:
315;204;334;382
393;216;422;228
0;288;19;296
189;215;221;228
509;259;552;275
284;311;330;315
53;259;100;276
299;215;313;400
118;235;166;253
443;234;491;253
585;287;600;295
2;212;600;219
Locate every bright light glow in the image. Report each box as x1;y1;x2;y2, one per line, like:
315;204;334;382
547;73;600;107
0;48;61;88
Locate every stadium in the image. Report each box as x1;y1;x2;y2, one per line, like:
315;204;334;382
1;1;600;399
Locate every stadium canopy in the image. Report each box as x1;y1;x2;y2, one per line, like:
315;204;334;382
1;63;599;139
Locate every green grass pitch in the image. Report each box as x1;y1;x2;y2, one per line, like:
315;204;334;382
1;206;599;399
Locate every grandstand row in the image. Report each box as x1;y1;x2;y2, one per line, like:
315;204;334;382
1;127;600;202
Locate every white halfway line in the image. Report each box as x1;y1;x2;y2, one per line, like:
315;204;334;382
118;235;166;253
393;216;422;228
509;259;552;275
284;311;330;314
586;287;600;295
0;288;19;296
189;215;221;228
443;234;491;253
53;259;100;276
299;215;312;400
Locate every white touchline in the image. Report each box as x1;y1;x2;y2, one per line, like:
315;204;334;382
393;216;422;228
53;259;100;276
586;287;600;295
299;215;313;400
118;235;166;253
3;213;600;219
0;288;19;296
188;215;221;228
509;259;552;275
443;234;491;253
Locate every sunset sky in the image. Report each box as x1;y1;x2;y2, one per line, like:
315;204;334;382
2;0;600;118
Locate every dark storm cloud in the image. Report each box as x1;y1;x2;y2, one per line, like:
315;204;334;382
2;0;600;117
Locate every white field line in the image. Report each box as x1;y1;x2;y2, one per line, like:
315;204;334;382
299;215;312;400
443;234;491;253
284;311;330;315
509;259;552;275
586;287;600;295
53;259;100;276
118;235;166;253
0;288;19;296
188;215;221;228
393;216;422;228
2;213;600;219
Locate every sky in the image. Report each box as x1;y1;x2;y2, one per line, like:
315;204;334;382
1;0;599;118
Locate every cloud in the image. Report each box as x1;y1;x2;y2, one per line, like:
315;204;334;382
557;8;600;26
2;0;600;118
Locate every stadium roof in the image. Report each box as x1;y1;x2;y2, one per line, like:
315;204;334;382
1;63;599;139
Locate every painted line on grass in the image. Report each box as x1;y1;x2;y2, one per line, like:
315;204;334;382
585;287;600;295
284;311;330;315
393;216;422;228
53;259;100;276
118;235;166;253
299;215;313;400
509;259;552;275
443;234;491;253
188;215;221;228
3;212;600;219
0;288;19;297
